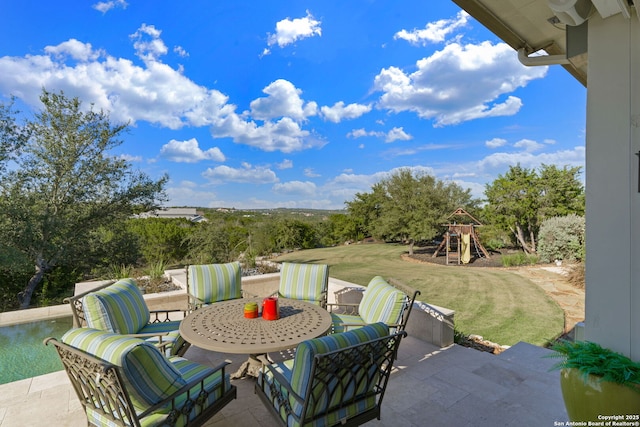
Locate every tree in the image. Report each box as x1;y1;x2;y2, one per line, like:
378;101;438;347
346;187;385;239
484;164;584;254
538;164;585;218
0;97;29;172
349;168;478;255
324;213;362;245
0;90;168;308
484;165;539;253
272;218;319;251
127;218;193;264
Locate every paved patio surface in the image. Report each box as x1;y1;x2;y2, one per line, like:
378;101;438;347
0;335;568;426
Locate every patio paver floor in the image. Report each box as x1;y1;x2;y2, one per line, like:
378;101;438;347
0;335;568;427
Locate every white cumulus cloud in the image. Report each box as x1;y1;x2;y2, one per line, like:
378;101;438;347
385;127;412;142
277;159;293;169
347;127;412;143
514;138;545;152
485;138;507;149
266;10;321;51
373;41;547;126
0;33;326;154
160;138;225;163
304;168;320;178
320;101;372;123
44;39;102;61
394;10;469;45
130;24;168;63
250;79;317;122
92;0;127;13
202;163;278;184
272;180;317;196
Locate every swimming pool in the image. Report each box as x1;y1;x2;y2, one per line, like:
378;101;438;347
0;316;73;384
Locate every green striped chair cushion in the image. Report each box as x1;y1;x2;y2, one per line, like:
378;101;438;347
259;323;388;426
278;262;329;305
61;328;185;410
358;276;407;326
188;262;242;304
83;278;150;335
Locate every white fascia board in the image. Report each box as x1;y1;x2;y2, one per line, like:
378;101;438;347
591;0;631;19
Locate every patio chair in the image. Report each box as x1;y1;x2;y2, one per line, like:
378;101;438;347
186;261;243;311
66;278;190;357
45;328;236;427
255;322;405;427
327;276;420;334
274;262;329;308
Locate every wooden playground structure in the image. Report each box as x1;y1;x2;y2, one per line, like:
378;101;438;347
432;208;491;265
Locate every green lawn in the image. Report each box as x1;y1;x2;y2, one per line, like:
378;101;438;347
276;243;564;346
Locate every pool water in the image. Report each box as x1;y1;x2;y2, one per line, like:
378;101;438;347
0;317;73;384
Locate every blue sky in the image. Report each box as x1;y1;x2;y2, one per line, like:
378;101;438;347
0;1;586;210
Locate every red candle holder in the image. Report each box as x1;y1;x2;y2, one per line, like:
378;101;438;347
262;297;279;320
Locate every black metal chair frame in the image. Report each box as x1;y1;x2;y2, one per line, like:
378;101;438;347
45;337;237;427
64;280;190;356
255;330;406;427
326;278;421;332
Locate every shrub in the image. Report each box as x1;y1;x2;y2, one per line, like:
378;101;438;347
104;264;135;280
477;226;509;252
146;259;168;280
484;238;506;252
501;252;539;267
537;214;585;263
566;262;585;289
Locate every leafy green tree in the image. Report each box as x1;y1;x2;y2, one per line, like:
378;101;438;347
0;97;29;172
346;187;386;239
0;246;32;311
271;218;319;251
349;168;478;254
0;90;167;308
126;218;193;264
185;218;251;264
85;219;142;277
484;164;584;254
484;165;539;253
538;164;585;218
322;213;362;245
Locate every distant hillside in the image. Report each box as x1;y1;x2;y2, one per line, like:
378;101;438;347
198;207;346;218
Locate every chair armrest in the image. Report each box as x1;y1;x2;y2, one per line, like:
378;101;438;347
64;280;117;327
261;363;305;406
126;332;172;352
149;309;187;322
326;302;359;315
136;360;234;420
241;289;261;299
187;293;207;311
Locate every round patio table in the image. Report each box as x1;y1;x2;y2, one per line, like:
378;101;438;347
180;298;333;378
